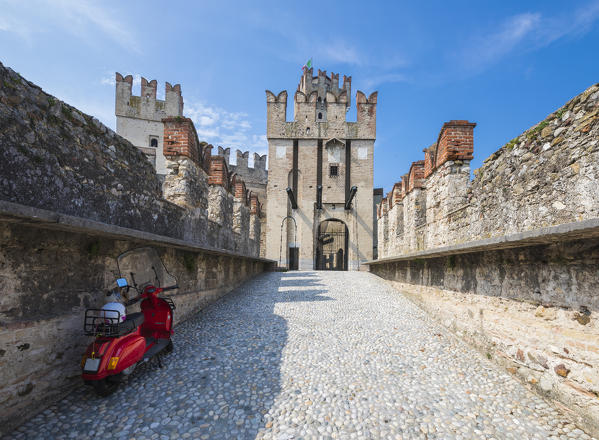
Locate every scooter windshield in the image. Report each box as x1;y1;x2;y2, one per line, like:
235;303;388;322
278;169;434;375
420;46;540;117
117;247;177;290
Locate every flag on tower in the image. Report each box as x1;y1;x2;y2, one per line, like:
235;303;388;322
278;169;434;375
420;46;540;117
302;58;312;71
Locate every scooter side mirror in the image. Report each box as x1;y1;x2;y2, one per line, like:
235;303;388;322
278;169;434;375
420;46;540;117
116;278;128;288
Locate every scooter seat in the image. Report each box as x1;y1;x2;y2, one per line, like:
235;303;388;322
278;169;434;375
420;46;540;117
115;312;145;336
124;312;145;327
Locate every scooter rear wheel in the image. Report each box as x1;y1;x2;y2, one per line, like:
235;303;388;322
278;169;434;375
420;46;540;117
92;378;119;397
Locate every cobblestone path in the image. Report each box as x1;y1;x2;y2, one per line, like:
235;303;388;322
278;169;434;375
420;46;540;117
7;272;596;440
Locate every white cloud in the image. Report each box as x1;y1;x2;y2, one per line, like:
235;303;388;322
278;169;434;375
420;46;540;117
536;0;599;44
319;41;363;65
461;13;541;74
251;134;267;148
0;0;139;52
185;100;266;154
199;116;216;127
363;73;408;89
458;1;599;76
60;1;138;51
0;8;34;41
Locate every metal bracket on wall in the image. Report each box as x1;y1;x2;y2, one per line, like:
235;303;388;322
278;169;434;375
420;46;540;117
316;185;323;210
345;186;358;210
286;187;298;209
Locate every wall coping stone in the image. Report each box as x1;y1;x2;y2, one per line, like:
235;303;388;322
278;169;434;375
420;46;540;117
365;217;599;265
0;200;275;263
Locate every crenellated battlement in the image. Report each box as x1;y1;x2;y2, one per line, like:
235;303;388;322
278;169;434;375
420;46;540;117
115;72;183;121
214;147;267;173
297;67;351;107
266;66;376;139
378;119;476;215
377;118;476;252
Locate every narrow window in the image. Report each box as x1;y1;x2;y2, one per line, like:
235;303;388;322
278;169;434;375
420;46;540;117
330;165;338;177
318;112;322;120
150;137;158;148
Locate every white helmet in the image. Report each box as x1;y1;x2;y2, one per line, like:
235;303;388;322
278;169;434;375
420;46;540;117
105;290;123;304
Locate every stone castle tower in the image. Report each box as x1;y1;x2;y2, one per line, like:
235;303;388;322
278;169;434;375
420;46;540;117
264;68;377;270
115;73;183;176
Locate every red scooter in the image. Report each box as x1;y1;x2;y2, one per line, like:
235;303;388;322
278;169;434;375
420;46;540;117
81;248;178;396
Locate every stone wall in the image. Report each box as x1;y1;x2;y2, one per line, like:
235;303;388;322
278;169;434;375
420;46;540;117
372;241;599;434
0;61;271;434
215;147;268;257
378;84;599;256
371;83;599;434
0;221;269;436
0;62;262;254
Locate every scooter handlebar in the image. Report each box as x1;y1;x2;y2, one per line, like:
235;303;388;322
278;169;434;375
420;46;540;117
125;296;142;306
161;285;179;292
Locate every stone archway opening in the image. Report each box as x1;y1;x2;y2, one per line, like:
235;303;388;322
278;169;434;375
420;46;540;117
316;219;348;271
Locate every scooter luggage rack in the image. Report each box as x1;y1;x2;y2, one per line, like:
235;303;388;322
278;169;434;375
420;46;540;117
84;309;122;337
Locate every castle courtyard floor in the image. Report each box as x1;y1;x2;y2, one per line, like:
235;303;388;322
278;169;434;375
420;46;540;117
6;271;595;440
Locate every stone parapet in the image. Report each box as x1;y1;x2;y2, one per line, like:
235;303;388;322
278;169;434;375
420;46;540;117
376;80;599;257
371;83;599;435
370;240;599;436
0;60;273;432
0;208;271;436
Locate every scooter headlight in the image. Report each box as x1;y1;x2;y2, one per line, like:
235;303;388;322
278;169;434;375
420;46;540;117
107;357;120;370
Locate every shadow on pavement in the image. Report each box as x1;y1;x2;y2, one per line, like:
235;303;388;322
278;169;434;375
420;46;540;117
5;271;329;440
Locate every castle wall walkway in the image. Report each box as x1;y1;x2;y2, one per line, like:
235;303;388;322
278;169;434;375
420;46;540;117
5;272;595;439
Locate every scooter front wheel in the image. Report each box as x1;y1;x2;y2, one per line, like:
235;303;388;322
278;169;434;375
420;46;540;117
92;378;119;397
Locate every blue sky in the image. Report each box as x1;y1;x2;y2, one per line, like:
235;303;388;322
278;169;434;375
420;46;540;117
1;0;598;192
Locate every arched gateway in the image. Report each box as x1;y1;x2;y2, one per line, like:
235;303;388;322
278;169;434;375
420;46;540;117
316;219;348;271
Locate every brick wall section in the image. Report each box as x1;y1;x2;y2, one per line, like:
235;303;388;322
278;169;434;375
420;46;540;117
232;177;248;204
435;120;476;167
208;155;229;188
250;194;261;216
400;176;408;198
423;145;436;178
391;182;402;206
202;144;212;173
163;117;200;164
407;161;425;192
163;116;259;209
377;120;475;254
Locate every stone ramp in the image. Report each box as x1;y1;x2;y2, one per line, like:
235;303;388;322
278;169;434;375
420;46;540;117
6;272;595;439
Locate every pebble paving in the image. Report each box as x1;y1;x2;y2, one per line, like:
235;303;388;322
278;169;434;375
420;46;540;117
6;271;597;440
